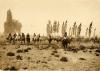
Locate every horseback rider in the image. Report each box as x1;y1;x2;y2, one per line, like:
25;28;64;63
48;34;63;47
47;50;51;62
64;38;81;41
21;33;25;44
48;35;52;45
62;32;69;49
17;33;22;43
12;33;17;44
26;33;30;44
7;33;12;43
32;33;36;43
37;34;40;42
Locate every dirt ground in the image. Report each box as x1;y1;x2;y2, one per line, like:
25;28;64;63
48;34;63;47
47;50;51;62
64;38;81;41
0;43;100;71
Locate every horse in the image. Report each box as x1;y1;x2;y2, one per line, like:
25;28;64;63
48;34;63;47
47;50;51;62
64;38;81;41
21;33;25;44
6;33;13;43
26;33;30;44
33;34;41;44
62;37;71;49
6;33;17;44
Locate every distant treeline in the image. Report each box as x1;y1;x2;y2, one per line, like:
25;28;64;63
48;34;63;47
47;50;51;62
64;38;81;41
46;20;96;38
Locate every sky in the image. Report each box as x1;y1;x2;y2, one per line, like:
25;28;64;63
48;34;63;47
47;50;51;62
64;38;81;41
0;0;100;36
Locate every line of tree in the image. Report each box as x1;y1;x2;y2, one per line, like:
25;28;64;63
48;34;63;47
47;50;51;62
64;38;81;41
85;22;96;38
46;20;67;37
46;20;60;36
46;20;96;38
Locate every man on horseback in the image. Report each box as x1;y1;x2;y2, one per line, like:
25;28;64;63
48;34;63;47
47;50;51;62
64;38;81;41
21;33;25;44
62;32;69;49
7;33;12;43
17;33;22;43
26;33;30;45
12;33;17;44
48;35;52;45
32;33;36;44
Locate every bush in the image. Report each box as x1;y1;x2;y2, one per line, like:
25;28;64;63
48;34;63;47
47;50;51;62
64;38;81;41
54;54;59;57
16;55;22;60
4;67;9;70
51;53;55;55
79;45;86;50
24;49;29;52
90;46;95;50
27;47;31;50
4;66;17;71
95;49;100;53
95;53;99;56
79;58;86;60
52;50;58;53
7;52;15;56
60;57;68;62
10;66;17;71
16;49;23;53
23;67;28;70
41;61;47;64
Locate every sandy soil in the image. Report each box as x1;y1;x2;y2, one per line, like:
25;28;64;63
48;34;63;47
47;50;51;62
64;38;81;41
0;43;100;71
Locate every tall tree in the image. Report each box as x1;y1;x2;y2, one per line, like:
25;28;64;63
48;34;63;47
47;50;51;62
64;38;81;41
57;21;60;35
62;22;65;36
72;22;77;37
69;27;71;37
93;28;96;38
61;21;67;36
46;20;52;36
53;21;57;36
85;28;88;37
89;22;93;38
65;20;67;32
77;23;82;37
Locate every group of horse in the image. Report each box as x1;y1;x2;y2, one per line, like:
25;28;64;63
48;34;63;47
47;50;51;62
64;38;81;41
6;33;41;44
6;33;71;49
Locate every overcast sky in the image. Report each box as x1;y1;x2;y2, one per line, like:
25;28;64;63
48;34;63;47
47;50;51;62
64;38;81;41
0;0;100;36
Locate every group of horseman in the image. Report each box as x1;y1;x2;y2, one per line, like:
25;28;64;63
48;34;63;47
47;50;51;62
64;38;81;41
48;32;70;49
7;33;31;44
6;32;70;49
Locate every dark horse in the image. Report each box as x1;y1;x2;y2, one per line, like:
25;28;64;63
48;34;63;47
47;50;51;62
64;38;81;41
6;33;13;43
21;33;25;44
6;33;17;44
26;33;30;44
62;32;71;49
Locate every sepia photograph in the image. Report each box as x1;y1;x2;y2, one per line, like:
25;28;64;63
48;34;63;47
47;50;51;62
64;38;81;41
0;0;100;71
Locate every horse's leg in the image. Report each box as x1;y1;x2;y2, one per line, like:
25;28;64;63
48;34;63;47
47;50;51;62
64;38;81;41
20;38;22;44
13;39;15;45
10;38;12;44
24;39;25;44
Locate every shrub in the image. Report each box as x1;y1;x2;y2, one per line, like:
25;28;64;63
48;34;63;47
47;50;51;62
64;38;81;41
7;52;15;56
95;49;100;53
52;50;58;53
10;66;17;71
24;49;29;52
79;45;86;50
4;66;17;71
27;47;31;50
16;49;23;53
95;53;99;56
54;54;59;57
79;58;86;60
60;57;68;62
16;55;22;60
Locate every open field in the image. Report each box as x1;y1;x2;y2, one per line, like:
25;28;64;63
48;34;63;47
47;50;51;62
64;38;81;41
0;39;100;71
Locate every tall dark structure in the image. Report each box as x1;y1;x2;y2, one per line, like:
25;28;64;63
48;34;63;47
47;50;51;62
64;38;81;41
4;9;22;34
